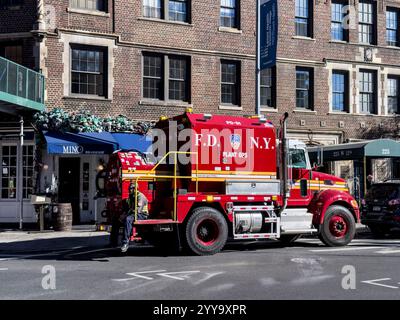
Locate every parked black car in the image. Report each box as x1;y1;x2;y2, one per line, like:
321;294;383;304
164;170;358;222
361;181;400;237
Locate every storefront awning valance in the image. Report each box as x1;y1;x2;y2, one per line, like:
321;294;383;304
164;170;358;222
43;131;118;155
43;131;153;155
111;133;152;153
308;139;400;162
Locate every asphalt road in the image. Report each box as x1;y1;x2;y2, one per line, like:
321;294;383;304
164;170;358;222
1;234;400;300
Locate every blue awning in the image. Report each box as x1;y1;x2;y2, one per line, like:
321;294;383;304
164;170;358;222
43;131;153;155
43;131;118;155
111;133;152;153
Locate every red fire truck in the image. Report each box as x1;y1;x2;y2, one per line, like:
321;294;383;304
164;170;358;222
105;110;360;255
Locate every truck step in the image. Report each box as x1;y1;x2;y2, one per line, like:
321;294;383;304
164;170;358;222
134;219;178;225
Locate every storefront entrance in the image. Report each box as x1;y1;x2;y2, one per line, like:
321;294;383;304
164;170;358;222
59;158;80;224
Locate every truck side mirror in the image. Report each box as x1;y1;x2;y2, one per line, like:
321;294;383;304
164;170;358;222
300;179;308;197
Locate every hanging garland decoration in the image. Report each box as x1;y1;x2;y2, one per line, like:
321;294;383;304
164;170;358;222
33;108;155;135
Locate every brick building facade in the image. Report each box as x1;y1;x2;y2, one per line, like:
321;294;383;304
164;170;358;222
1;1;399;140
1;1;400;196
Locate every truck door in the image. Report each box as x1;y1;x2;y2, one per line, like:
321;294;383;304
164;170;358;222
288;148;313;207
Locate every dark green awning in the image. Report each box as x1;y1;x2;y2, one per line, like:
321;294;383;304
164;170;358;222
308;139;400;162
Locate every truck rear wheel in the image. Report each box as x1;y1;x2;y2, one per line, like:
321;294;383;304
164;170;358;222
185;207;228;256
319;205;355;247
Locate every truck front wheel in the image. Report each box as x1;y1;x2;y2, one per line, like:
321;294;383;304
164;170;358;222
185;207;228;256
319;205;355;247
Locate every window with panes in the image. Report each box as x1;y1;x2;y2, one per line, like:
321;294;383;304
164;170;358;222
331;1;349;41
359;1;376;44
332;71;349;112
70;0;106;11
220;0;239;29
359;70;377;114
388;76;400;114
260;68;275;108
386;8;399;47
295;0;312;37
71;46;106;97
143;53;190;102
296;67;313;109
221;60;240;105
143;0;190;22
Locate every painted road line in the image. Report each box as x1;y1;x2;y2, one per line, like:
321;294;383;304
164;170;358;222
113;270;168;282
362;278;399;289
377;249;400;254
157;271;201;281
0;268;8;271
310;246;381;253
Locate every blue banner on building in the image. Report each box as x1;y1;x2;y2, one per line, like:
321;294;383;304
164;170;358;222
260;0;278;70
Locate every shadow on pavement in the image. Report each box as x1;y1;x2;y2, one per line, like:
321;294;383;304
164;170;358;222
1;230;399;262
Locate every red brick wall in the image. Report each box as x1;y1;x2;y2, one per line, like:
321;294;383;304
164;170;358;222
1;0;399;141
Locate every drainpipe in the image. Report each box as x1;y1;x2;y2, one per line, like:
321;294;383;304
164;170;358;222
279;112;289;215
19;116;24;230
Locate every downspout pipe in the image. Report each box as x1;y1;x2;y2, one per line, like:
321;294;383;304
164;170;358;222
278;112;289;215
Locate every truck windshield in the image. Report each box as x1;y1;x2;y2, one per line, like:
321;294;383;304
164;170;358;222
289;148;307;169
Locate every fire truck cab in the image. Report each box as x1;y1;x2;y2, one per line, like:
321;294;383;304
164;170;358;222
105;110;360;255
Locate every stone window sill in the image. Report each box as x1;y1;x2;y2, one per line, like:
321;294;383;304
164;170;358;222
329;40;349;44
219;104;242;111
292;36;316;42
138;17;193;27
64;95;111;102
260;107;278;113
218;27;243;34
293;109;316;114
67;7;110;17
139;99;192;108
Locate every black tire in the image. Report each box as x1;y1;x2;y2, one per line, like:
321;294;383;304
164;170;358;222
368;225;388;239
319;205;356;247
185;207;228;256
279;234;301;245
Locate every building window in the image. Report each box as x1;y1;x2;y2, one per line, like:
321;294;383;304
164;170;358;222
386;8;399;47
70;0;106;11
143;53;190;102
331;1;348;41
221;60;240;105
71;46;106;97
332;71;349;112
169;0;188;22
295;0;312;37
143;0;190;22
296;67;313;109
143;0;162;19
220;0;239;29
143;54;163;100
260;68;275;108
359;70;377;114
1;145;17;199
358;1;376;44
388;76;400;114
0;44;22;65
169;57;189;101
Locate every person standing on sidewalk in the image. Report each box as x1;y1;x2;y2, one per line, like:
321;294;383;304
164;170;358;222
120;183;149;253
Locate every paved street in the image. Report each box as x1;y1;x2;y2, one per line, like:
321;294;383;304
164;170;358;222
1;229;400;300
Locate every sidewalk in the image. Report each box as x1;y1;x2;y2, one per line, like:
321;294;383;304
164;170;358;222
0;225;109;253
